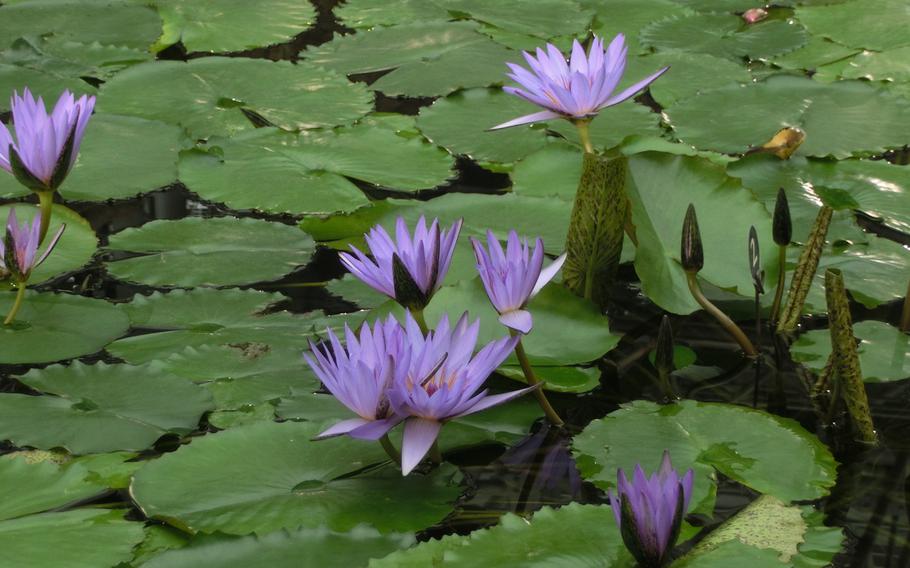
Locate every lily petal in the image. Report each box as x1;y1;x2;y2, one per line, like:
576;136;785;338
489;109;563;130
401;418;442;475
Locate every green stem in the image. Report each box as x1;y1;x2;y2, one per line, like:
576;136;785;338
686;272;758;357
379;434;401;466
901;277;910;333
770;245;787;325
512;334;565;427
429;440;442;465
36;190;55;246
409;307;429;335
574;120;595;154
3;282;27;326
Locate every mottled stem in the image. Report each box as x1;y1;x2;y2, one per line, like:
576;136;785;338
36;190;55;246
574;119;595;154
3;282;27;326
429;440;442;465
686;272;758;357
770;245;787;326
410;307;429;335
379;434;401;466
900;277;910;333
777;206;833;333
512;334;564;426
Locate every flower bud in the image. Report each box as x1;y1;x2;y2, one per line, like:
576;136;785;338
773;188;792;246
680;204;703;273
748;225;764;294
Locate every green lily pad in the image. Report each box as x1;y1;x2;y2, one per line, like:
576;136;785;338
627;51;752;107
840;46;910;86
0;455;105;520
206;367;313;411
0;114;186;201
98;57;373;139
770;36;860;73
0;204;97;285
572;400;838;515
498;365;601;393
0;0;162;51
585;0;695;54
141;526;414;568
130;420;461;535
792;321;910;382
151;0;315;53
436;0;594;39
305;21;517;98
666;75;910;159
104;216;315;287
0;36;152;81
326;274;389;309
0;292;128;365
796;0;910;52
370;503;633;567
807;236;910;310
0;63;96;114
0;362;213;454
0;509;144;568
640;13;808;60
335;0;451;28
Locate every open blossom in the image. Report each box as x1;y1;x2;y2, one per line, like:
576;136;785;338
0;89;95;192
608;451;694;568
389;312;533;475
304;315;408;441
471;230;566;334
340;216;462;310
491;34;668;130
0;208;64;282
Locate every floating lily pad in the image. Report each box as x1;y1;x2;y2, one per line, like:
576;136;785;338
665;75;910;158
840;46;910;86
0;36;153;81
335;0;451;28
770;36;860;73
627;51;752;107
0;292;128;365
305;21;517;98
0;0;162;51
0;362;213;454
793;321;910;382
326;274;388;309
572;400;838;515
640;13;808;60
796;0;910;52
142;526;414;568
105;216;315;287
437;0;594;39
130;420;461;535
808;237;910;310
0;455;105;520
0;204;97;285
584;0;694;53
98;57;373;139
151;0;315;53
0;64;95;114
498;365;601;393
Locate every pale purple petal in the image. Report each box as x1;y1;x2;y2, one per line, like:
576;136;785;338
531;252;566;297
489;109;563;130
498;309;533;334
315;418;371;439
401;418;442;475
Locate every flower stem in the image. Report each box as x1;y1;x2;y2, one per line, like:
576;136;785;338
379;434;401;466
685;272;758;357
512;334;565;427
410;307;429;335
429;440;442;465
3;282;27;326
770;245;787;325
574;120;595;154
36;190;55;245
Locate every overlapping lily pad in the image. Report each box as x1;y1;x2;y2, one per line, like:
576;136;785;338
150;0;315;53
0;455;105;519
0;362;213;454
104;216;315;287
585;0;694;53
665;75;910;158
796;0;910;52
792;321;910;382
0;36;152;82
0;292;128;365
130;420;461;535
0;63;96;113
98;57;373;139
437;0;594;39
572;400;837;515
625;51;752;107
334;0;451;28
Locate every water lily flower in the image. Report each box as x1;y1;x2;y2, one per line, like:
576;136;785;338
304;314;408;441
1;208;64;283
491;34;668;131
389;312;533;475
608;451;694;568
340;216;463;311
0;88;95;193
471;230;566;334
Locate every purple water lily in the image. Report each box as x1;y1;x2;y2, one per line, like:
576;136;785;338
0;89;95;192
608;451;694;568
304;314;408;441
340;216;462;310
471;230;566;334
491;34;668;130
1;208;64;282
389;312;532;475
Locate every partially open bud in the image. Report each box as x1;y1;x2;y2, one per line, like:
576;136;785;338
681;204;703;273
742;8;768;24
773;188;792;246
748;226;764;294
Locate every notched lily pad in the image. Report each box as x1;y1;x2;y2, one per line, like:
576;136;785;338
792;321;910;382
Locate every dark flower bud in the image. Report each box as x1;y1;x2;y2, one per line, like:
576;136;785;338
748;225;764;294
680;204;703;273
655;315;675;377
773;188;792;246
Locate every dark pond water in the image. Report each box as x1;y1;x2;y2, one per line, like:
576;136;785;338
1;1;908;566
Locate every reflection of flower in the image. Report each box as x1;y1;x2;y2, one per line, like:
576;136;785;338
471;230;565;334
0;208;64;282
389;312;532;475
491;34;668;130
0;89;95;192
304;315;407;441
608;451;694;568
499;427;583;502
340;216;462;310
